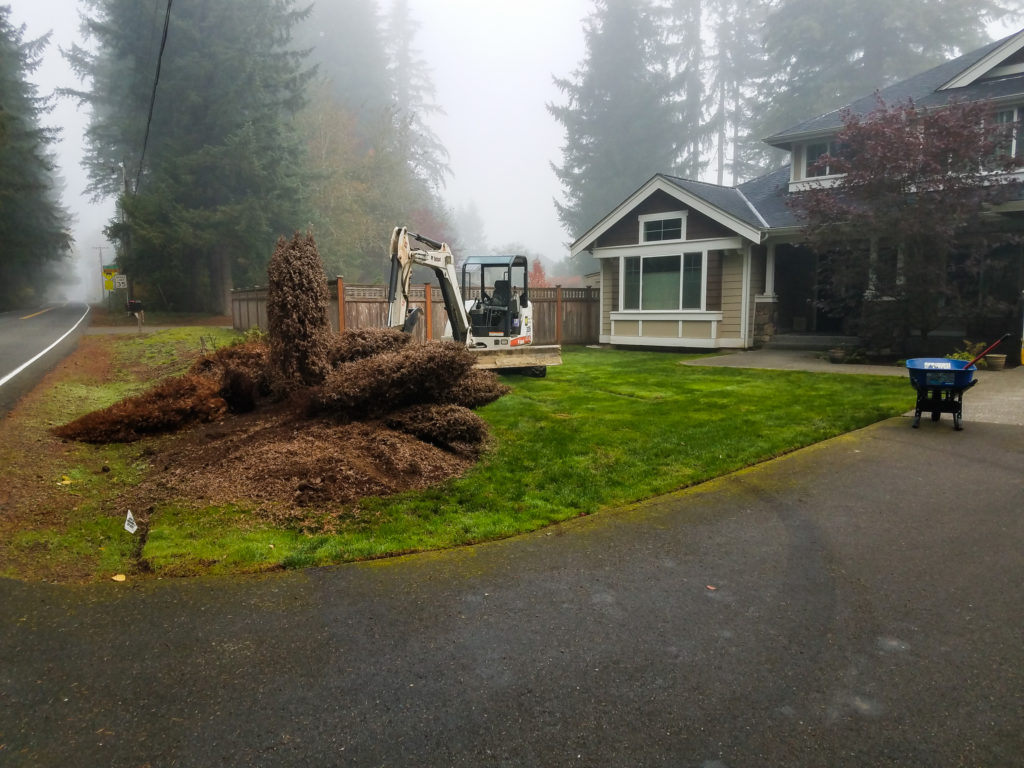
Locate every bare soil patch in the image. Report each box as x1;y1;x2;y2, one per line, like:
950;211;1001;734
0;335;117;580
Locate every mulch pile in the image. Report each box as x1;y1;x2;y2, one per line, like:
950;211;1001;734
54;328;509;514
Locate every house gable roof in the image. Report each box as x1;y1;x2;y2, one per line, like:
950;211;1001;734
570;175;766;257
764;29;1024;148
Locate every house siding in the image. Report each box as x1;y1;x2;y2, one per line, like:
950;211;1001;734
719;252;744;338
601;258;618;338
595;190;735;248
706;251;723;311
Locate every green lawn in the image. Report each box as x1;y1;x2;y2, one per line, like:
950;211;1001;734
143;345;911;573
10;337;913;579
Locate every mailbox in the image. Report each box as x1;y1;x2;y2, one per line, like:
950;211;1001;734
126;299;144;313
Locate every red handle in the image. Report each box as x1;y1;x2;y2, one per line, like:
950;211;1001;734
964;333;1012;370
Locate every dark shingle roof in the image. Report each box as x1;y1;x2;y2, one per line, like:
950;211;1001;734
661;175;766;229
763;34;1018;146
737;165;799;229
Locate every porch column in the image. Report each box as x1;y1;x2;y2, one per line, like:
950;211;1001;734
763;242;777;297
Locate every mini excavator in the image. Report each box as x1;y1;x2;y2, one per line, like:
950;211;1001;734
387;226;562;373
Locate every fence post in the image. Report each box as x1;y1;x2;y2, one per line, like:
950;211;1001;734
424;282;433;340
337;277;345;333
556;285;564;345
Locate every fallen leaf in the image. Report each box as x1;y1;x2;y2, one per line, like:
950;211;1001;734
706;585;717;591
111;574;126;582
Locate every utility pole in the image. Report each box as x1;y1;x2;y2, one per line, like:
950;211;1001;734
95;246;106;302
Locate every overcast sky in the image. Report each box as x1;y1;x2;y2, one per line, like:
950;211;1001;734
7;0;592;300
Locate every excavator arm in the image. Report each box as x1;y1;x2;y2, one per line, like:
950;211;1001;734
387;227;471;342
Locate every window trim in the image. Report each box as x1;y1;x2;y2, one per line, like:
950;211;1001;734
638;210;687;243
803;140;843;179
993;106;1023;160
619;249;709;312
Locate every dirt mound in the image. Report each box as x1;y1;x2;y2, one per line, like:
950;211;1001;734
55;331;510;512
140;407;477;511
54;234;511;514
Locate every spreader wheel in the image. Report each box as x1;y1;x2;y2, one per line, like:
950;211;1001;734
930;411;941;422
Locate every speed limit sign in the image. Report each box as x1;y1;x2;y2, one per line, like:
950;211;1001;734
114;274;128;289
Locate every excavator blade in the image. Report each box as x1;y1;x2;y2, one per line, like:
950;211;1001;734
468;344;562;370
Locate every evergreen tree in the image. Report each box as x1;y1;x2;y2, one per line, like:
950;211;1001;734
702;0;777;183
295;0;393;126
385;0;450;191
665;0;708;180
0;8;72;309
294;0;453;283
549;0;682;240
758;0;1024;140
66;0;314;313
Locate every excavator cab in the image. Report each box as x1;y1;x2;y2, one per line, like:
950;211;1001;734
461;255;530;342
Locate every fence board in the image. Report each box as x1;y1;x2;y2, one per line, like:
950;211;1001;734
231;280;599;345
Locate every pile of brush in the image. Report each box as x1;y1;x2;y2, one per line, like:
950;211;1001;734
55;232;509;455
53;327;509;451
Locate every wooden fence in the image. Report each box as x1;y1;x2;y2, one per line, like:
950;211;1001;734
231;279;600;346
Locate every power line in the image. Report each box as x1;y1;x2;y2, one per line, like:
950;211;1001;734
135;0;173;194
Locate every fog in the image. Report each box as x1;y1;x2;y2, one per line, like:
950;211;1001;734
7;0;590;302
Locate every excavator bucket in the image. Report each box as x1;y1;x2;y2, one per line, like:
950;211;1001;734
468;344;562;371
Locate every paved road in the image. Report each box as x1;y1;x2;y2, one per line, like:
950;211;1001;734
2;403;1022;766
0;303;91;416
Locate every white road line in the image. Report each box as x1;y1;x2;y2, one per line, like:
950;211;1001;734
0;304;91;387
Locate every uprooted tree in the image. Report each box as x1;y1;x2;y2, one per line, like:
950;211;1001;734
54;233;510;510
792;98;1023;353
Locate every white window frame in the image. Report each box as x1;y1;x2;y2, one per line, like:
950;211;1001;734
803;139;842;179
638;211;687;243
618;247;709;312
994;106;1022;159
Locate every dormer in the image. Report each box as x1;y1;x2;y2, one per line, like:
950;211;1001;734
763;28;1024;193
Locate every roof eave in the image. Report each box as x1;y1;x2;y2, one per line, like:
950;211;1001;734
570;175;765;257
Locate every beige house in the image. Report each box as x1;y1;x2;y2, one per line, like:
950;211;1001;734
572;28;1024;354
570;172;791;349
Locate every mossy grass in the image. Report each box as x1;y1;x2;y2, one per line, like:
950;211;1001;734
9;342;912;580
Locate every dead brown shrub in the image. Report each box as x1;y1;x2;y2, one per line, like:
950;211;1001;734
54;374;226;443
314;341;477;418
328;327;412;366
266;232;332;394
385;404;488;452
440;368;510;409
189;340;271;413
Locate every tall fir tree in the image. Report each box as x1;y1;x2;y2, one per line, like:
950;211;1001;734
549;0;682;241
0;8;72;309
665;0;708;180
385;0;450;191
66;0;314;313
295;0;393;127
757;0;1024;140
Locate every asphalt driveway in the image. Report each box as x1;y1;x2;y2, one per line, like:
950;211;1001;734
1;364;1022;767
